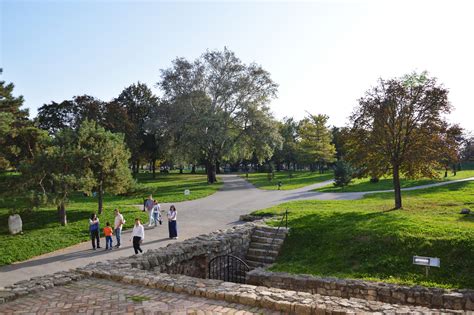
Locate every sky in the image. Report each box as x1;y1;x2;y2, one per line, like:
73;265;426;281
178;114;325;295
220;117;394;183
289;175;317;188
1;0;473;131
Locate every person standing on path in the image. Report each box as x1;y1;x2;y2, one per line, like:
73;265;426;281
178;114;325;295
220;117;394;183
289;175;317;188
130;218;145;254
114;209;125;248
89;213;100;250
144;195;154;226
103;222;113;250
167;205;178;239
151;200;162;227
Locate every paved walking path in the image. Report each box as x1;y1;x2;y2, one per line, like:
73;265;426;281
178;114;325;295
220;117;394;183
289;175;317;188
1;175;472;287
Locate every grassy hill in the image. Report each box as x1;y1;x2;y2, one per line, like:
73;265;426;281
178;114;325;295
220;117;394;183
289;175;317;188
254;181;474;289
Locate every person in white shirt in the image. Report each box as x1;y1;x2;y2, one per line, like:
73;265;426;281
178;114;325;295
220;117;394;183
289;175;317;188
150;200;162;227
167;205;178;239
114;209;125;248
130;218;145;254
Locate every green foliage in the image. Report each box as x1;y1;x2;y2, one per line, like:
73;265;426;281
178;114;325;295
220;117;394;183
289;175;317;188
77;120;134;213
0;81;47;170
297;114;336;172
115;82;159;172
158;48;281;183
346;72;458;209
254;181;474;288
272;117;299;170
333;160;353;188
127;295;150;302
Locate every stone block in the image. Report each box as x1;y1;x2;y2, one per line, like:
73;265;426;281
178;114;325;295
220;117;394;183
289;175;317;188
8;214;22;235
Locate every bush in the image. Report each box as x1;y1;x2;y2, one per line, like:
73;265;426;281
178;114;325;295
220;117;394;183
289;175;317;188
333;160;353;188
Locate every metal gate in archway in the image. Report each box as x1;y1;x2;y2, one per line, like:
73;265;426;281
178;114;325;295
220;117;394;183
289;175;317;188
208;255;250;284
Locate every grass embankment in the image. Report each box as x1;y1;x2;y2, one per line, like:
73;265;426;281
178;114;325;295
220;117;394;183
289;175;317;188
316;163;474;193
254;181;474;289
0;172;221;266
243;171;333;190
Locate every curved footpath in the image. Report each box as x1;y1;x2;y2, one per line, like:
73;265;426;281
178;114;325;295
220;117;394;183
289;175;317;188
1;175;473;287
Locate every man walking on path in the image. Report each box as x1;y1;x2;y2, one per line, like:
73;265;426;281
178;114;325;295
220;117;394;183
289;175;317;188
114;209;125;248
144;195;154;226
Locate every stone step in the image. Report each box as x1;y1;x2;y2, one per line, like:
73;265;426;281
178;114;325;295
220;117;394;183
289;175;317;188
255;225;289;234
248;242;281;251
253;230;286;240
246;254;276;264
245;259;269;269
251;235;285;245
247;248;279;257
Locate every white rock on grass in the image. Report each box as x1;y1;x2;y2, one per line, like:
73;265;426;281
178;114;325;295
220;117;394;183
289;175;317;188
8;214;22;235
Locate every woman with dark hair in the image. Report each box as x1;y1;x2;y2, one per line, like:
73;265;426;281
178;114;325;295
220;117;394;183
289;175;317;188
167;205;178;239
89;213;100;250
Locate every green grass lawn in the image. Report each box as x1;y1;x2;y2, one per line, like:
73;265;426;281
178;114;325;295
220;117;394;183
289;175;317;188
254;181;474;289
242;171;333;190
0;172;222;266
316;165;474;193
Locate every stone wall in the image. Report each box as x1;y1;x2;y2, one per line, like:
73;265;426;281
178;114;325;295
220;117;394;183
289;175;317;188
75;265;463;314
246;268;474;311
131;223;256;278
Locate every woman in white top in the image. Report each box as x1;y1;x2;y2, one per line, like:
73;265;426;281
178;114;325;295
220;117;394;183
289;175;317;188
167;205;178;239
130;218;145;254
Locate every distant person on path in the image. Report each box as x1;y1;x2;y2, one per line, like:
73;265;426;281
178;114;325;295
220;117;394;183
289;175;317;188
89;213;100;250
130;218;145;254
167;205;178;239
151;200;162;227
114;208;125;248
103;222;113;250
144;195;154;226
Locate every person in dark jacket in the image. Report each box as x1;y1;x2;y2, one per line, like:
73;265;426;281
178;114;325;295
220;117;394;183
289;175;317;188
89;213;100;250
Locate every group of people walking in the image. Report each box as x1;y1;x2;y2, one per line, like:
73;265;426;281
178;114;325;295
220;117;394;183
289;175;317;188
88;195;178;255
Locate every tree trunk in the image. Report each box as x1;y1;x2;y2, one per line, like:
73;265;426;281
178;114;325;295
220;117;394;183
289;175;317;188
152;159;156;179
393;164;402;209
444;167;448;178
215;160;221;174
206;161;217;183
179;167;183;174
58;203;67;226
98;183;103;214
191;164;196;174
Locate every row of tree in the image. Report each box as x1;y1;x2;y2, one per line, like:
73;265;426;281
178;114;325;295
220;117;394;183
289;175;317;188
1;49;473;214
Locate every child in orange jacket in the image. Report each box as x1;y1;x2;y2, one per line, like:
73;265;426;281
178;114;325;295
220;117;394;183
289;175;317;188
103;222;113;250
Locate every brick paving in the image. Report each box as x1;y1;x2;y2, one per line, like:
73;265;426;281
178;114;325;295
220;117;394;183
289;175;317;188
0;278;281;314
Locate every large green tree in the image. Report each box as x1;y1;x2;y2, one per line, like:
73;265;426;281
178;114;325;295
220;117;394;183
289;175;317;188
36;95;105;134
272;117;299;171
20;129;80;226
346;72;458;209
77;120;133;214
115;82;159;173
158;48;280;183
0;81;47;169
298;114;336;172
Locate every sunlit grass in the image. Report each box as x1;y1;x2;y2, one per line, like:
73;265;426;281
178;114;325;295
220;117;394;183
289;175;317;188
242;170;333;190
0;172;221;265
254;181;474;289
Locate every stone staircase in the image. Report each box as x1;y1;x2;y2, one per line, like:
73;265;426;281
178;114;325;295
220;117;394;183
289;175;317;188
245;225;289;269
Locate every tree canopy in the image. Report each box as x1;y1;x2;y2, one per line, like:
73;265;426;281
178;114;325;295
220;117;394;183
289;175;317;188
345;72;460;209
157;48;281;183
